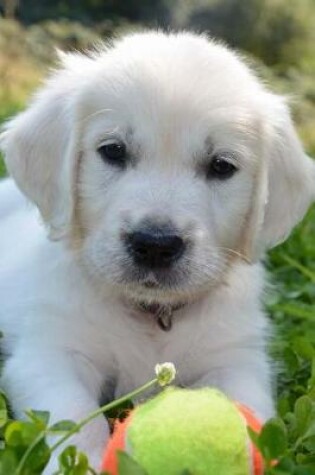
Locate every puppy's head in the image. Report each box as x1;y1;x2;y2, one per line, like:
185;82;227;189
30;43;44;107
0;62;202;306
1;32;314;305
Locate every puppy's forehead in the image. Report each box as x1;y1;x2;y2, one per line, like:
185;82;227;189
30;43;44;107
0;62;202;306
79;33;264;151
83;34;261;106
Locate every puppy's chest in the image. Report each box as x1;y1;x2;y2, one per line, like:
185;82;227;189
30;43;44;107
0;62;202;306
84;297;251;400
108;322;214;399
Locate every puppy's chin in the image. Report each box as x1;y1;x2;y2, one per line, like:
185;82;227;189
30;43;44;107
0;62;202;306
118;273;219;308
123;283;189;307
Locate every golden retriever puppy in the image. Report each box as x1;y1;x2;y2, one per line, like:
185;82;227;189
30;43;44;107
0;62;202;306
0;32;314;471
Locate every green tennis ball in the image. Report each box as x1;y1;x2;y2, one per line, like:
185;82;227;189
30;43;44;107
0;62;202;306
109;387;255;475
128;387;249;474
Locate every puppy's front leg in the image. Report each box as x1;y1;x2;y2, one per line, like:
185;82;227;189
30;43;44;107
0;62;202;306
1;348;109;472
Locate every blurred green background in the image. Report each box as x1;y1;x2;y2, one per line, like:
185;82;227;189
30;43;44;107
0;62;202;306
0;0;314;399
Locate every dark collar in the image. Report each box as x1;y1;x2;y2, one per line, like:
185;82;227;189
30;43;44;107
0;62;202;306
137;301;185;331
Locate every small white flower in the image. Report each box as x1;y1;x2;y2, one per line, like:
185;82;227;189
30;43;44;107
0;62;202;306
155;362;176;386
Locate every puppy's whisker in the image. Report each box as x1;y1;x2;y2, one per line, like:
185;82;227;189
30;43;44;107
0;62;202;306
198;245;250;263
214;247;250;263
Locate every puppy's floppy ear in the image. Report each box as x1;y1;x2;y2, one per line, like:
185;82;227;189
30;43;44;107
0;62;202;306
0;53;91;240
250;96;315;258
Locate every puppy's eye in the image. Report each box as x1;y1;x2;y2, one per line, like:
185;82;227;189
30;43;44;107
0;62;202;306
206;155;238;180
98;141;127;167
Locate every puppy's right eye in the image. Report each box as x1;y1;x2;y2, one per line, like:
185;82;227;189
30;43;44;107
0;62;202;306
98;141;127;168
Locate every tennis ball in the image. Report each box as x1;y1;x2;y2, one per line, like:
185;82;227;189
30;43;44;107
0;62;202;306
102;387;263;475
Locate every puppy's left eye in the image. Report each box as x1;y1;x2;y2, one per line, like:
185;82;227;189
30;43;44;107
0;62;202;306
98;141;127;168
206;155;238;180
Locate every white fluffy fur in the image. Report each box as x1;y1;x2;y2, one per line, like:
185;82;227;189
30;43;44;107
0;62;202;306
0;31;314;471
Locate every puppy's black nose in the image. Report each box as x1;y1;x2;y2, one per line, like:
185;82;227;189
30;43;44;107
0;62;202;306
127;228;185;269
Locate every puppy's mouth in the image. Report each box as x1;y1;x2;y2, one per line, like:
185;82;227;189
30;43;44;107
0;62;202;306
122;266;185;292
143;279;159;289
141;272;167;288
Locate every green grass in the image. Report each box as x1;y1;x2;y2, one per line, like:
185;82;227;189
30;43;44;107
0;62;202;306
268;205;315;347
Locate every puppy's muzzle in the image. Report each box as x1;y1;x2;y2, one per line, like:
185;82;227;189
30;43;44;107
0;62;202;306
126;225;185;269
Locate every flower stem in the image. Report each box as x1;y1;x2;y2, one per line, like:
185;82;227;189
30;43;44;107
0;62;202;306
50;377;158;453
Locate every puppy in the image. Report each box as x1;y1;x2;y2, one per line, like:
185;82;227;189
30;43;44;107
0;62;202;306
0;31;314;471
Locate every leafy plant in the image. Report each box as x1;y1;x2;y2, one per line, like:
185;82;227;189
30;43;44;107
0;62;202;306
249;339;315;474
0;364;176;475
